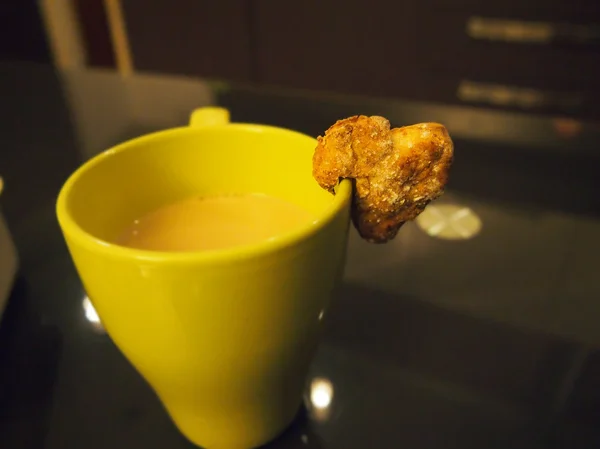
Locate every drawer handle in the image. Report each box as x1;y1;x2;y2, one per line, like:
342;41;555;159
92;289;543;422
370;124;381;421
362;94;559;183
457;80;583;110
466;16;600;45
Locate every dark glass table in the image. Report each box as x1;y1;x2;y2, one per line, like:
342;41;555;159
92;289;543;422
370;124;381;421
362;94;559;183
1;62;600;449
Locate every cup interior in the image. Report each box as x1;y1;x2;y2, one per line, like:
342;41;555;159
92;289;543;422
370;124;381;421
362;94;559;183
60;124;343;245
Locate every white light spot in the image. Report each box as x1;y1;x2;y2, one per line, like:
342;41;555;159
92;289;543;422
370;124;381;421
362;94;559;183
318;310;324;321
82;295;105;332
416;203;482;240
83;296;100;323
310;378;333;410
301;434;308;444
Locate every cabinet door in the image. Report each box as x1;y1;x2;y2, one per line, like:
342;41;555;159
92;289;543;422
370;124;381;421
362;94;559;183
122;0;252;82
414;6;600;90
254;0;600;117
253;0;425;99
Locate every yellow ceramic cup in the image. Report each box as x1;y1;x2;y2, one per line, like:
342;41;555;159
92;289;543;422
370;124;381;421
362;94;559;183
56;107;351;449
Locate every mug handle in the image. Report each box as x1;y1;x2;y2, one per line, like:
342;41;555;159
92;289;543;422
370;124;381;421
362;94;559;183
189;107;230;128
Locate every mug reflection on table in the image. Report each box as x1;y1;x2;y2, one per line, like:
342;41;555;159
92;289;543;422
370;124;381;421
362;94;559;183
56;107;351;449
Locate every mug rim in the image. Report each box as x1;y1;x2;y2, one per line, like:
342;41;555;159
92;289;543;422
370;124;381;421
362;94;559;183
56;123;352;263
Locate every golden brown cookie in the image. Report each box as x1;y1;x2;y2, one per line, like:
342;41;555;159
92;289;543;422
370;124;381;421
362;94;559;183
312;115;453;243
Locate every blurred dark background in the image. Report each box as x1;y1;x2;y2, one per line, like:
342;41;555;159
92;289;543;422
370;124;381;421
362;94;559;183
1;2;600;448
2;0;600;118
0;2;50;64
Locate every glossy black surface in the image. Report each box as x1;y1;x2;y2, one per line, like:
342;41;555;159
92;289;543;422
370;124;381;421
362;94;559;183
1;62;600;448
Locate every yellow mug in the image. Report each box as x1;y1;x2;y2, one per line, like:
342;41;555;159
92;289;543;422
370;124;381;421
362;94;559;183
56;107;351;449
